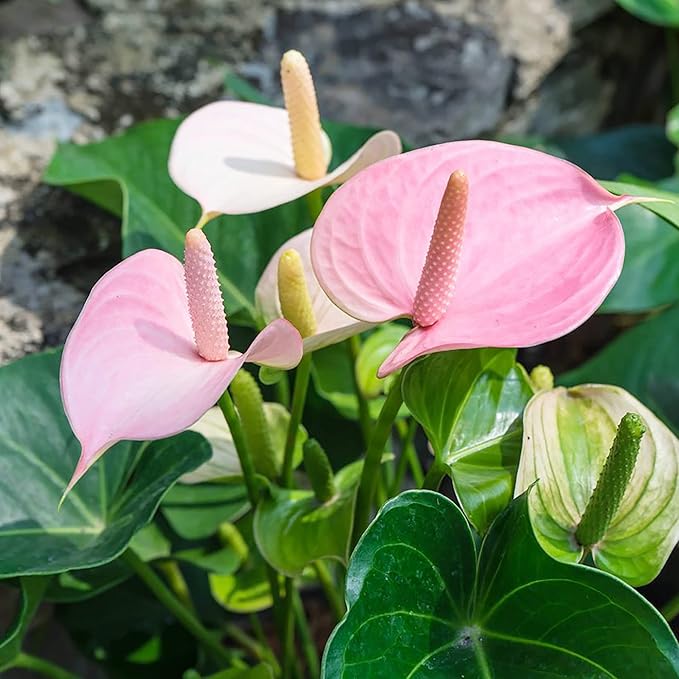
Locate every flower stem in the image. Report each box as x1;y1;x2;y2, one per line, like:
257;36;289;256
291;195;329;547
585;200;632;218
282;578;298;679
281;353;313;487
422;459;448;491
218;390;283;614
224;622;281;675
293;589;320;678
122;549;240;668
352;371;404;547
218;390;260;505
346;336;372;444
11;654;79;679
313;561;345;621
661;593;679;623
391;419;421;495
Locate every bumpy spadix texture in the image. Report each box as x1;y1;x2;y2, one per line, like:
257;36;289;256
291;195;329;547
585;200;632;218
311;140;639;376
277;248;317;338
184;228;229;360
280;50;328;180
60;248;302;495
412;170;468;327
255;229;372;352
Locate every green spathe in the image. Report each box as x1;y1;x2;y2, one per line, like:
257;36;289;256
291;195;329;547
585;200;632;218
516;384;679;586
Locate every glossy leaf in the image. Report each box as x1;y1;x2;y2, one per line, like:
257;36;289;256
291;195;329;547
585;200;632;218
616;0;679;26
162;483;249;541
45;560;131;603
516;385;679;586
563;305;679;431
0;577;49;669
174;546;242;575
354;324;408;398
323;490;679;678
403;349;534;533
253;461;362;576
601;201;679;312
0;350;209;577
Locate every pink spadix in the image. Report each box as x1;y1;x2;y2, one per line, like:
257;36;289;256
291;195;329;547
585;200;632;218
184;228;230;361
412;170;468;328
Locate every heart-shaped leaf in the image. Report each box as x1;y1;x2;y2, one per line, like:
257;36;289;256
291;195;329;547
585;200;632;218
0;577;49;670
616;0;679;26
323;490;679;678
403;349;534;533
0;350;209;577
563;304;679;432
253;461;362;576
516;384;679;586
44;118;384;325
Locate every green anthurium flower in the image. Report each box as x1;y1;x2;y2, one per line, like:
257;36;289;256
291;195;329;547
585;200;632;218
515;384;679;586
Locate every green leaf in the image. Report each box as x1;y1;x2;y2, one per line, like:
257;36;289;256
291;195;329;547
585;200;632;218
0;350;210;577
162;483;250;540
403;349;534;533
0;577;50;669
562;305;679;431
253;461;362;576
323;491;679;678
129;522;172;562
45;560;131;603
667;104;679;147
516;385;679;586
616;0;679;26
175;546;242;575
44;117;385;325
600;201;679;312
209;515;280;613
602;179;679;230
185;663;274;679
354;324;408;398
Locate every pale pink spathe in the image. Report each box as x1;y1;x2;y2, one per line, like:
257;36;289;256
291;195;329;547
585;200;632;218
168;101;402;215
310;140;632;376
60;249;302;494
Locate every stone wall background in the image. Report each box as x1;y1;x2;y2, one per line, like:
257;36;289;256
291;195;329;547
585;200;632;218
0;0;668;363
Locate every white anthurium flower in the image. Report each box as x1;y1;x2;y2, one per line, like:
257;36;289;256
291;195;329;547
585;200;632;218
168;51;401;218
255;228;373;353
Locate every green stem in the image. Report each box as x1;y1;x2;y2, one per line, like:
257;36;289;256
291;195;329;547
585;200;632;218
346;336;372;444
305;187;324;222
352;371;404;547
391;419;421;495
157;560;194;611
313;561;345;621
661;593;679;623
11;654;79;679
225;622;281;676
282;354;313;487
293;590;320;678
275;373;291;409
218;391;283;615
218;390;259;505
123;549;239;668
667;29;679;105
422;459;447;491
282;579;298;679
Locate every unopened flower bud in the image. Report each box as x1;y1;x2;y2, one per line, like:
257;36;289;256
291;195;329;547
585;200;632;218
530;365;554;391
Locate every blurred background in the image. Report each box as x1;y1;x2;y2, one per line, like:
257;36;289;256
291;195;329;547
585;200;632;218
0;0;673;369
0;0;676;676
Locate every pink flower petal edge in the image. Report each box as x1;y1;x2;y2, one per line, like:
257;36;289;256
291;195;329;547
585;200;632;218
60;249;302;495
255;229;372;352
168;100;402;215
310;140;633;376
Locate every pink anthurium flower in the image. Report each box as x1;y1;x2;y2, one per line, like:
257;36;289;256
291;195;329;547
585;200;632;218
168;50;401;218
311;140;645;377
255;228;372;352
60;228;303;495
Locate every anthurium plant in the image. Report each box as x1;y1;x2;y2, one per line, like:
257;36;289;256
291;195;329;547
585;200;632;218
2;49;679;679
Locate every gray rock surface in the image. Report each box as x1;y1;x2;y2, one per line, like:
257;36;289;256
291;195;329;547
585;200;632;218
0;0;663;362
